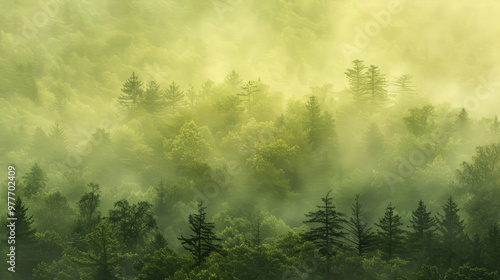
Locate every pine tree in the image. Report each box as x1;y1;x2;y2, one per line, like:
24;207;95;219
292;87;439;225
23;163;47;199
345;59;367;98
469;234;485;268
238;80;259;104
164;81;186;117
302;191;346;279
305;95;322;149
456;107;470;130
118;72;144;108
178;202;223;267
393;74;416;95
141;81;165;114
224;70;242;89
302;191;346;256
364;65;387;102
436;197;469;269
375;203;406;259
485;223;500;272
73;224;129;280
409;200;437;263
49;120;67;160
346;194;375;256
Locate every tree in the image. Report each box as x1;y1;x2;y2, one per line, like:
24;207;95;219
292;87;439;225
345;59;367;98
375;203;406;259
491;115;499;133
409;200;437;264
74;183;102;235
304;96;337;151
49;120;67;160
178;202;223;267
224;70;242;89
238;80;259;105
485;223;500;272
393;74;416;95
164;81;186;116
141;81;165;114
403;105;434;137
364;65;388;102
456;107;470;130
118;72;144;108
134;246;185;280
469;234;485;268
443;265;498;280
23;163;47;199
436;197;469;269
108;200;157;251
346;194;375;256
73;224;129;280
302;190;346;277
414;265;441;280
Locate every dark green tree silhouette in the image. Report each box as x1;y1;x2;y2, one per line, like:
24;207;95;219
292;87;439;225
375;203;406;259
469;234;485;268
485;223;500;272
178;202;223;267
73;224;129;280
443;265;498;280
346;194;375;256
74;183;102;235
23;163;47;199
108;200;157;251
409;200;437;264
436;197;469;269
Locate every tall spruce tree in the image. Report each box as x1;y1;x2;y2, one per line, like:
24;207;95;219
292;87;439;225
436;197;469;269
409;200;437;264
178;202;223;267
375;203;406;259
393;74;416;95
485;223;500;272
302;191;346;256
346;194;375;256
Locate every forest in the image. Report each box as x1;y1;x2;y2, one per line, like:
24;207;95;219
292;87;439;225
1;0;500;279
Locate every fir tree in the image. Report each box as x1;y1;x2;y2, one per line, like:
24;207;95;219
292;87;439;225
364;65;388;102
345;59;367;98
485;223;500;272
436;197;469;269
178;202;223;267
346;194;375;256
409;200;437;264
118;72;144;108
375;203;406;259
393;74;416;95
74;183;102;235
164;81;186;117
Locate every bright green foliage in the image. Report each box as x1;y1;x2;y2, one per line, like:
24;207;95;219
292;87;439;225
444;265;498;280
134;247;186;280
